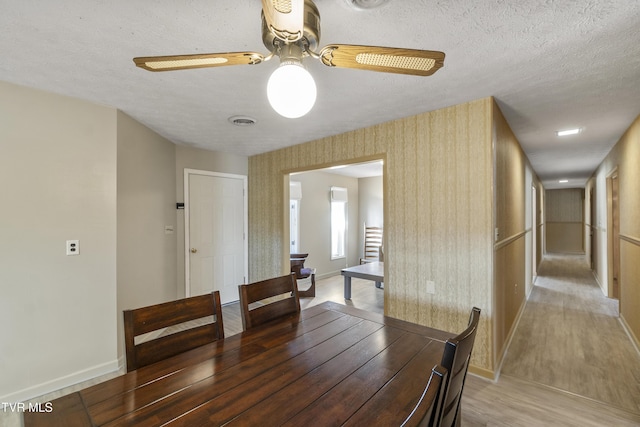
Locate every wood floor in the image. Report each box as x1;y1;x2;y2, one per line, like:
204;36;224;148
222;266;640;425
500;254;640;415
5;259;640;426
220;274;384;337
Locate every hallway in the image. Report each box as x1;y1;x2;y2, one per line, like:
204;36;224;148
501;254;640;414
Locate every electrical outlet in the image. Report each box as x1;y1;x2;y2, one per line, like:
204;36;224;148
66;240;79;256
426;280;436;294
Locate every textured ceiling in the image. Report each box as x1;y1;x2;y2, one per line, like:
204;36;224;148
1;0;639;188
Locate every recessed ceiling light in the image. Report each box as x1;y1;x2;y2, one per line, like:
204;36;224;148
228;115;257;126
556;128;581;137
559;179;569;183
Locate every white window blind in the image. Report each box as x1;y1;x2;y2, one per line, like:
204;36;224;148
290;181;302;200
330;186;348;202
330;187;348;260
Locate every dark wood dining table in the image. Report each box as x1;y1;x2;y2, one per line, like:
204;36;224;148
25;301;452;427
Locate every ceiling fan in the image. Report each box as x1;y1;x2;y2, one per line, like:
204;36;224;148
133;0;445;118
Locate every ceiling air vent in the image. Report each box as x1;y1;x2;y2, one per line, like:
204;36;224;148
228;115;257;126
344;0;390;10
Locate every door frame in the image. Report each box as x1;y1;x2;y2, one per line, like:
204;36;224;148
184;168;248;297
531;184;537;281
606;168;620;300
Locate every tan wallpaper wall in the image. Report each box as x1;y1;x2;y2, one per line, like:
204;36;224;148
546;189;584;222
545;189;585;253
491;101;533;368
590;114;640;347
614;116;640;345
494;239;526;354
249;98;495;372
621;241;640;344
494;104;526;240
617;115;640;239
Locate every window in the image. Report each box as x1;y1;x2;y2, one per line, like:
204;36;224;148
330;187;348;260
290;181;302;253
290;199;299;253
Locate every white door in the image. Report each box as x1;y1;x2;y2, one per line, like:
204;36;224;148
187;171;246;304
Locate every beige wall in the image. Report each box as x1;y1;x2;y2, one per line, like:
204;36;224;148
0;81;250;401
0;82;118;401
293;171;360;277
590;114;640;347
117;117;249;357
116;111;177;361
249;98;495;373
174;146;248;298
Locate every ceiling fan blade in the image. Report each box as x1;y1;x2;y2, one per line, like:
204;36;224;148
318;44;445;77
261;0;305;42
133;51;266;72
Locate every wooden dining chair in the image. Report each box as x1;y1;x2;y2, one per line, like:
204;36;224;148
401;364;448;427
360;224;383;264
123;291;224;372
290;253;316;297
436;307;481;427
238;273;300;330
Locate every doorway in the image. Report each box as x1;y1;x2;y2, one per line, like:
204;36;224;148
531;185;537;282
589;188;596;270
287;160;384;282
184;169;248;304
607;170;620;299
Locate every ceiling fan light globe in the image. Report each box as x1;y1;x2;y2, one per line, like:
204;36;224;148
267;63;317;118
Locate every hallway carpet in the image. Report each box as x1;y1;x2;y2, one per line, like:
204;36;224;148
500;254;640;414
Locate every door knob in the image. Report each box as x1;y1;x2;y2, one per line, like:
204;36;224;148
191;248;198;253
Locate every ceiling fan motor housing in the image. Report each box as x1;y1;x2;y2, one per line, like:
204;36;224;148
261;0;321;54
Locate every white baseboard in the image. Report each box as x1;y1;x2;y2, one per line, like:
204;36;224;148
494;287;531;380
1;359;121;403
619;315;640;358
591;269;607;296
316;271;342;281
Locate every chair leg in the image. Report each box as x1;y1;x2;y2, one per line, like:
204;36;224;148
298;273;316;298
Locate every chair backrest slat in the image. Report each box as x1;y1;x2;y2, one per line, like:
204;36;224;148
360;224;383;264
239;273;300;330
133;323;220;368
401;364;448;427
436;307;481;427
123;291;224;372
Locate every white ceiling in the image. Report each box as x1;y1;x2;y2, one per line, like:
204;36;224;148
2;0;639;189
